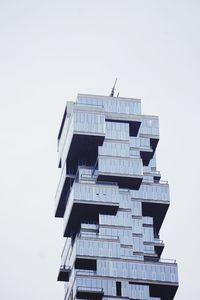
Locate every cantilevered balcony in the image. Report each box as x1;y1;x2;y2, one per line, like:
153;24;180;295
131;182;170;234
63;183;119;237
57;266;71;282
74;257;178;300
148;281;178;300
77;94;142;115
56;106;106;218
55;162;75;217
139;116;159;158
55;164;99;218
143;239;165;259
142;200;169;237
76;287;104;300
154;238;165;258
130;137;154;166
58;106;105;174
97;156;143;189
131;182;170;203
139;137;154;166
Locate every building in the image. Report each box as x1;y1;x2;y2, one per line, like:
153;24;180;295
55;93;178;300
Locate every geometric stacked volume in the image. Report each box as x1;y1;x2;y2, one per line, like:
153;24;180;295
55;94;179;300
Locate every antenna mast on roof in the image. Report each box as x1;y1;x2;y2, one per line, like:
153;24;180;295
110;78;118;97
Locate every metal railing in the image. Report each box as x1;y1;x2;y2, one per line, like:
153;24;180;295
76;270;97;275
142;178;168;185
159;258;177;264
59;265;71;272
75;102;104;109
77;286;103;293
78;232;119;241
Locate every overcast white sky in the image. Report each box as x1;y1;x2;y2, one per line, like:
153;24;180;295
0;0;200;299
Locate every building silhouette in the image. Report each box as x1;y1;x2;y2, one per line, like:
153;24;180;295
55;94;178;300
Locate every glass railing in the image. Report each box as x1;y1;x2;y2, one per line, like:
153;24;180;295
78;232;119;241
77;286;103;293
59;265;71;271
131;182;169;201
74;111;105;135
61;238;71;260
76;270;97;276
81;223;98;230
73;182;120;204
63;189;74;235
75;102;104;110
58;114;74;159
57;113;72;153
98;156;143;177
77;94;141;115
140;117;159;136
159;258;177;264
154;238;164;244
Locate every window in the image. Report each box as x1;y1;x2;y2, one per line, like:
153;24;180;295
116;281;122;296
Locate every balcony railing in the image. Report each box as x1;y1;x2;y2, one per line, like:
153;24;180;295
140;116;159;136
78;232;120;241
131;182;169;202
77;287;103;293
57;265;71;282
77;93;141;115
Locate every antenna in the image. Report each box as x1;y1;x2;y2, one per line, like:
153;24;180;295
110;78;118;97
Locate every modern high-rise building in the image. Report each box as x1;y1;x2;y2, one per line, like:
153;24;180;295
55;93;178;300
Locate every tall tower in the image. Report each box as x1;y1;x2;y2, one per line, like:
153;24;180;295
55;94;178;300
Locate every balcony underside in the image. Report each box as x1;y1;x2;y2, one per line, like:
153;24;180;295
67;134;104;174
55;176;73;218
128;281;178;300
143;241;164;259
150;137;159;152
155;244;164;257
149;282;178;300
75;258;97;270
56;134;104;218
57;267;71;282
140;137;159;166
140;149;154;166
142;202;169;234
76;288;104;300
64;202;118;237
97;173;142;190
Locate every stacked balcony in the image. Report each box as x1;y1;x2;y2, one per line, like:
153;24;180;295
55;94;178;300
55;104;106;217
63;182;119;237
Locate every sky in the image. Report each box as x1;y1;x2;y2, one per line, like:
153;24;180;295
0;0;200;299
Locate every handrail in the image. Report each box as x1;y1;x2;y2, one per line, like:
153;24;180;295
159;258;177;264
143;253;176;264
61;238;73;261
143;179;168;185
55;166;75;200
75;102;104;108
78;232;119;241
143;239;164;244
76;270;97;275
80;174;97;181
92;159;98;176
77;286;103;293
59;265;71;270
154;238;164;244
96;181;118;186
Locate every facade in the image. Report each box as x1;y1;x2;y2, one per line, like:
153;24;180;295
55;94;178;300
